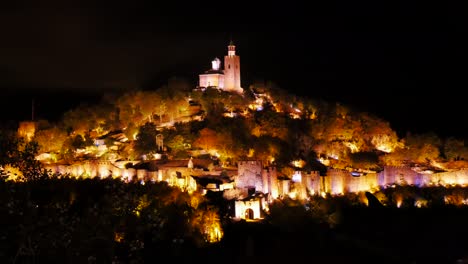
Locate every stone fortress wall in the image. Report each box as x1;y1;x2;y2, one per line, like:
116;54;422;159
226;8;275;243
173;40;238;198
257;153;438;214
44;161;468;199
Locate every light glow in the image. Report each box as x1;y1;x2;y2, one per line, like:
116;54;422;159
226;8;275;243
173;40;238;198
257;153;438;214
292;171;302;182
291;159;306;168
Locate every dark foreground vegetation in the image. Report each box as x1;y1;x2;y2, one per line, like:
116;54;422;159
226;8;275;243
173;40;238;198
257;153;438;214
2;178;468;264
210;206;468;264
0;178;222;264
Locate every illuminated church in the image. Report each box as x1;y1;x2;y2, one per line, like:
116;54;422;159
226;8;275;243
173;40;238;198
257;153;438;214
198;41;243;94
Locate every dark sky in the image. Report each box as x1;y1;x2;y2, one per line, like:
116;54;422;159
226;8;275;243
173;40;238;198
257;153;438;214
0;1;466;139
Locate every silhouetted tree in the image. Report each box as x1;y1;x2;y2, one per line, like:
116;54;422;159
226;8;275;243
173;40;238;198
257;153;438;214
134;122;158;157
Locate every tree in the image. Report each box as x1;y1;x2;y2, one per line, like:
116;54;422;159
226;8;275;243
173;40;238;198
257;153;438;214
134;91;162;123
17;140;48;180
405;132;442;164
250;136;282;163
155;102;167;124
116;92;145;127
443;137;468;161
349;152;380;170
124;122;139;141
0;130;48;181
166;135;186;154
0;129;21;166
134;123;158;157
192;128;218;151
229;92;250;111
62;106;93;136
34;126;68;153
155;80;189;123
361;113;401;153
380;132;442;166
195;87;225;118
252;109;288;140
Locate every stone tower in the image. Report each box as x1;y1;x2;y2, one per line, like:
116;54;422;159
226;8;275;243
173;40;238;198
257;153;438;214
237;160;263;192
223;41;243;94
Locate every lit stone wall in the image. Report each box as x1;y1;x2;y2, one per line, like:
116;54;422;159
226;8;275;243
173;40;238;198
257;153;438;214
157;167;197;193
303;171;322;195
43;162;197;193
234;198;262;219
45;161;117;179
299;167;468;197
237;160;263;191
290;181;308;200
326;169;346;195
277;179;291;198
43;161;468;200
147;171;158;182
427;169;468;186
224;55;242;93
199;74;224;88
136;169;148;181
220;182;234;191
261;166;278;199
261;168;269;194
379;166;419;186
292;170;380;196
346;173;379;193
121;168;136;182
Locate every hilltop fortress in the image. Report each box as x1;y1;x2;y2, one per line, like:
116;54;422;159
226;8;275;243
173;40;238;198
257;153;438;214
10;41;468;222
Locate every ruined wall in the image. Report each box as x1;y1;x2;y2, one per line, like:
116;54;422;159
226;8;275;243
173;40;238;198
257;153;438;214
298;169;379;196
44;161;124;179
43;160;468;200
427;169;468;186
321;167;468;196
346;172;379;193
299;171;322;197
378;166;425;187
44;161;197;193
277;179;291;198
278;169;379;198
326;169;346;195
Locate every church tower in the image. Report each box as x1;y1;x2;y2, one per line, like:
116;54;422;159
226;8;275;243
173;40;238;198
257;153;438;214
223;41;243;94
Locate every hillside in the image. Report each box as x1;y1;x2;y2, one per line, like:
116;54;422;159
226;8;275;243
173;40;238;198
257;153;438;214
10;79;468;177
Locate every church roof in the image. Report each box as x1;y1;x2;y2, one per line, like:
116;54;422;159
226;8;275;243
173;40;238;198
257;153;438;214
202;69;224;74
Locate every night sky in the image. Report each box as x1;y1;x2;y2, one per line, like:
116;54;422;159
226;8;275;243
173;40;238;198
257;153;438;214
0;1;466;139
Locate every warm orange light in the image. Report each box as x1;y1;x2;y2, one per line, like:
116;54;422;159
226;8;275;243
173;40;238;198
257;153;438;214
371;135;402;153
114;232;124;243
344;142;360;153
291;159;305;168
205;222;223;243
1;165;24;182
395;195;403;208
133;195;150;217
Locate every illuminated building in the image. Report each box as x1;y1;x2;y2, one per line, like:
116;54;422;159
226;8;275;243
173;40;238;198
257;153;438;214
198;41;243;94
